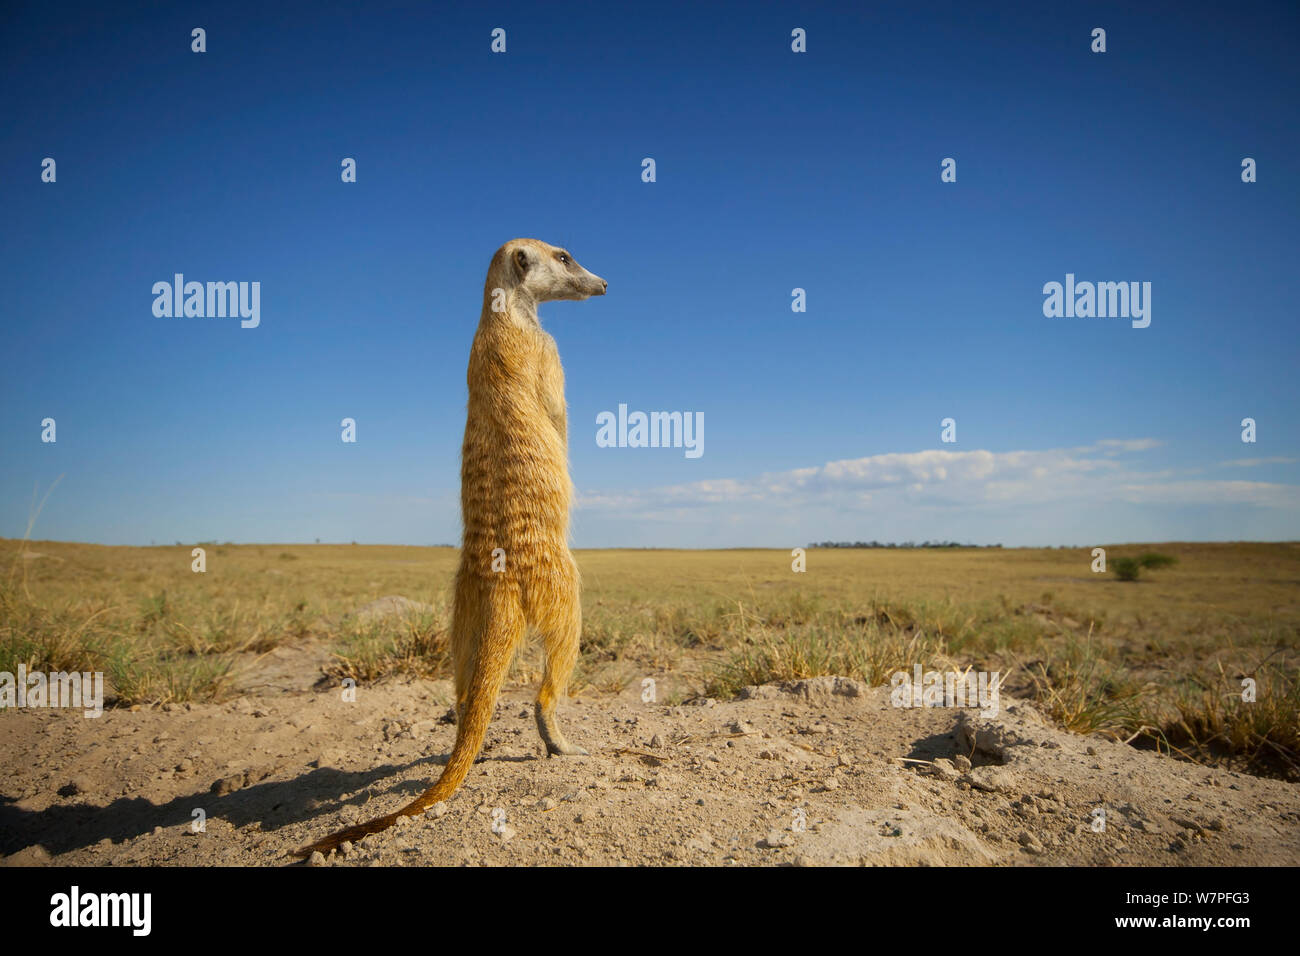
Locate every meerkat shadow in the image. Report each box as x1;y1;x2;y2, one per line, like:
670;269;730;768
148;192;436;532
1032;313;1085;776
303;746;544;811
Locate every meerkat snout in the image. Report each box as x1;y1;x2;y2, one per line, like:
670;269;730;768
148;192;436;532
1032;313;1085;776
562;263;606;300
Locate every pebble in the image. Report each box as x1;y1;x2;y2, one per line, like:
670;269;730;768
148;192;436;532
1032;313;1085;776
929;758;959;781
1017;831;1045;854
211;773;245;796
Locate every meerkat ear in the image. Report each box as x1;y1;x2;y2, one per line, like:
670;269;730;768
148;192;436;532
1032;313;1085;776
513;248;530;276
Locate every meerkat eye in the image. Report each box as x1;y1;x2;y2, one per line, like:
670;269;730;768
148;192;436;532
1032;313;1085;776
557;253;570;265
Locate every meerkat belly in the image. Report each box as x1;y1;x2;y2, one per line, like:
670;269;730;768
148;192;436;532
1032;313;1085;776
460;412;570;569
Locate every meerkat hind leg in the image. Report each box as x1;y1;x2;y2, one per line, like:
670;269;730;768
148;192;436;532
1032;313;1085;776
535;602;587;756
450;582;479;728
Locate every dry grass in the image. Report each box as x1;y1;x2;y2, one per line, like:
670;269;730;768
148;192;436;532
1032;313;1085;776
2;538;1297;778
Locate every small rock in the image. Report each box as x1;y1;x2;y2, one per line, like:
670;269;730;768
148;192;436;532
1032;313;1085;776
762;831;793;849
953;754;972;772
308;851;326;866
58;777;91;798
965;765;1017;794
1017;831;1045;854
650;734;664;748
929;758;959;781
339;841;353;856
211;773;246;796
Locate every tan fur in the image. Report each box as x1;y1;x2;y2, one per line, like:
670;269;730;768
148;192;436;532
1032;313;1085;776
296;239;606;858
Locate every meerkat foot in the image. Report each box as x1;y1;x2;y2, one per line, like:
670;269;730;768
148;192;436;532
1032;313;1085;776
536;702;588;756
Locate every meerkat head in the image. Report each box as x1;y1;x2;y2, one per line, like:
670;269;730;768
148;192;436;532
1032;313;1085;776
496;238;607;308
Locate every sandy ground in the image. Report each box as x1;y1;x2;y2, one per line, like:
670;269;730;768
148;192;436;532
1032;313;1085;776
2;636;1297;867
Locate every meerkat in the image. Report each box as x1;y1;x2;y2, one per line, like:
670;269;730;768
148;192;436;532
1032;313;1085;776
296;239;606;858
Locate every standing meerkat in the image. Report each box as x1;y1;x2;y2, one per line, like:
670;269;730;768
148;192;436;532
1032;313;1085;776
296;238;606;858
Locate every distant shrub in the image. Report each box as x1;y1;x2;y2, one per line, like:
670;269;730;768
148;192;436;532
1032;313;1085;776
1112;552;1178;582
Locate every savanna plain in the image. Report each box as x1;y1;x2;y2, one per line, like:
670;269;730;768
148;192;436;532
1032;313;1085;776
2;540;1297;865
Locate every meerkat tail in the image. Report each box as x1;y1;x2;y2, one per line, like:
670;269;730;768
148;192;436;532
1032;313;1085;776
293;609;519;859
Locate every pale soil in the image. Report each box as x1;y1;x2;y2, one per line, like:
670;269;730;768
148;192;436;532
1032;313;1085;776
2;637;1297;867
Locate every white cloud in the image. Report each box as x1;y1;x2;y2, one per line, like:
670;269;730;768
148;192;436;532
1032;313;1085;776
1114;480;1300;508
576;440;1300;517
1096;438;1164;452
1218;457;1297;468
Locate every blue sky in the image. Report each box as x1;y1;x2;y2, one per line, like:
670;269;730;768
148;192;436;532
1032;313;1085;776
2;0;1297;548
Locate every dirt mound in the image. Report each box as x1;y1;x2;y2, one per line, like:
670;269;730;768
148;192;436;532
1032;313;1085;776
1;660;1296;866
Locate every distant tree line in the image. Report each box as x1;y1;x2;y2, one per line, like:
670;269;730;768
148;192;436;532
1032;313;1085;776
807;541;1002;549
